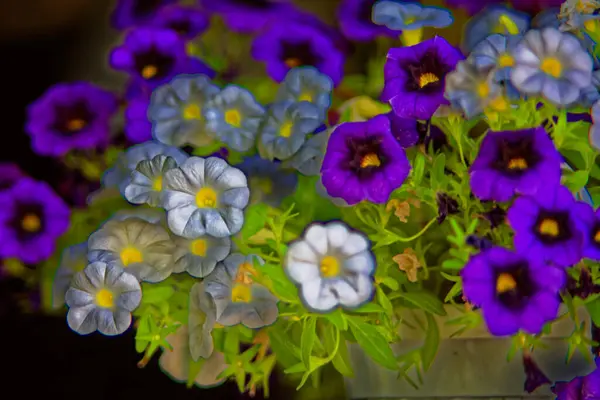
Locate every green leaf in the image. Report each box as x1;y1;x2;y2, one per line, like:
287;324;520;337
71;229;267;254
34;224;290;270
191;141;223;157
301;317;317;368
323;326;354;377
323;309;348;331
350;302;385;313
586;298;600;327
268;328;301;369
239;203;269;240
421;313;440;371
381;277;399;291
224;328;240;354
431;153;447;190
186;357;207;388
412;153;425;185
563;170;589;192
396;291;447;316
441;259;465;270
347;316;397;370
140;285;175;305
377;286;393;315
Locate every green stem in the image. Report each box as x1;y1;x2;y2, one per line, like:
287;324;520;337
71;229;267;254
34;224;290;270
388;217;437;243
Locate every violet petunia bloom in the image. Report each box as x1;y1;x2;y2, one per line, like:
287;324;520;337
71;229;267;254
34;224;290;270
0;163;25;192
461;246;565;336
507;184;586;267
0;179;70;264
469;127;562;202
150;5;210;40
337;0;396;41
382;36;464;120
110;0;177;30
25;82;117;157
251;20;345;86
124;97;152;144
572;202;600;261
385;112;420;148
552;357;600;399
199;0;297;33
320;115;411;205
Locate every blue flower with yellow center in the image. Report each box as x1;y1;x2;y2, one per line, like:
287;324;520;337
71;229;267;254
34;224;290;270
468;33;522;83
462;5;530;53
123;153;182;207
284;129;330;176
173;234;231;278
236;156;298;207
276;67;333;120
372;1;454;33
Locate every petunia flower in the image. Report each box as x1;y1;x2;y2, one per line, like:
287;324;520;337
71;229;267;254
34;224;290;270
393;248;421;282
203;85;265;152
572;201;600;261
236;156;298;207
510;27;593;105
150;5;210;40
462;5;530;53
468;33;522;83
337;0;396;41
124;97;152;144
198;0;297;33
386;112;420;148
284;129;330;177
173;235;231;278
552;357;600;399
507;184;585;267
461;246;565;336
110;0;177;30
465;234;493;250
52;242;88;309
0;163;25;192
162;156;250;239
149;74;220;148
25;82;118;156
189;282;218;360
275;67;334;120
66;261;142;336
382;36;464;120
285;221;375;312
320;115;411;205
251;19;345;86
204;253;279;328
87;217;175;283
523;353;551;393
579;70;600;107
483;206;507;229
469;127;562;202
532;7;561;29
123;152;182;207
0;178;70;264
444;0;505;15
257;101;322;161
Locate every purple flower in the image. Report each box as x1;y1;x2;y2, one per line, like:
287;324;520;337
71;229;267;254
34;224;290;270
337;0;395;41
573;202;600;261
523;353;551;393
110;0;177;30
150;5;210;40
125;97;152;144
382;36;464;120
25;82;117;157
444;0;505;15
0;179;70;264
0;164;25;192
288;10;352;55
199;0;297;33
461;246;565;336
385;112;420;148
252;20;345;86
469;127;562;202
320;115;411;205
552;357;600;399
507;185;585;267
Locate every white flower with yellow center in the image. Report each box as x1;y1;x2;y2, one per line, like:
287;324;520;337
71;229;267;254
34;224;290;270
203;254;279;329
52;242;88;309
87;217;175;283
173;235;231;278
162;156;249;239
123;154;181;207
65;261;142;336
189;282;218;360
284;221;375;312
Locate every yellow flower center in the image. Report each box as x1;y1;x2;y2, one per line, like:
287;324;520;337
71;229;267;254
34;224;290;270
195;187;217;208
141;65;158;79
66;118;86;132
183;103;202;120
224;109;242;127
360;153;381;168
231;284;252;303
498;53;515;68
477;82;490;98
120;246;143;266
488;96;509;111
95;288;114;308
507;157;528;170
298;92;313;102
285;58;301;68
190;239;207;256
21;213;41;232
540;57;562;78
496;273;517;294
418;72;439;88
585;19;599;32
594;230;600;243
538;219;559;237
280;121;293;138
320;256;340;278
152;176;163;191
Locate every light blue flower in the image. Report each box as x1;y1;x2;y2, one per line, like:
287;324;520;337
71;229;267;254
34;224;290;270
162;156;249;239
468;34;522;83
276;67;333;119
149;74;220;148
283;129;330;176
203;85;265;152
511;27;593;105
236;156;298;207
173;235;231;278
257;100;321;161
579;69;600;106
372;1;453;31
462;5;530;53
123;153;181;207
188;282;218;360
204;253;279;329
53;242;88;309
590;100;600;151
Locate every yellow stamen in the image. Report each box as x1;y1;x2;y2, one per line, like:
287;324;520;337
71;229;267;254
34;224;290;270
298;92;313;102
66;119;86;132
280;121;293;138
190;239;207;256
141;65;158;79
320;256;340;278
285;58;301;68
195;187;217;208
182;103;202;120
585;19;599;33
152;176;163;191
120;246;143;266
498;53;515;68
595;230;600;243
224;109;242;128
360;153;381;168
540;57;562;78
498;14;520;35
496;273;517;294
477;82;490;98
489;96;509;111
507;158;528;170
231;284;252;303
235;262;256;285
418;72;439;88
95;288;114;308
21;214;41;233
538;219;559;237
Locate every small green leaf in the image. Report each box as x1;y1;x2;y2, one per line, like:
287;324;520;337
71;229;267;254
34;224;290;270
421;313;440;371
441;259;465;270
322;325;353;377
268;328;301;368
586;298;600;327
239;203;269;240
347;316;397;370
349;302;385;313
381;277;399;291
323;309;348;331
224;328;240;354
396;291;447;316
140;286;175;305
563;170;589;192
301;317;317;368
186;357;207;388
431;153;447;189
412;153;425;185
377;286;393;315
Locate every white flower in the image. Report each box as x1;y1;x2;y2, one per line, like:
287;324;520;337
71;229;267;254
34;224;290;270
189;282;218;360
66;261;142;336
52;242;88;309
173;235;231;278
163;156;250;239
284;221;375;312
123;154;181;207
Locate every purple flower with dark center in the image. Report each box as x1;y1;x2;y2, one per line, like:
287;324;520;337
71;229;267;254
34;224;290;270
150;5;210;40
418;122;447;152
436;192;459;224
382;36;464;120
523;353;551;393
337;0;396;41
552;357;600;399
251;20;345;86
320;115;411;205
25;82;118;157
0;179;70;264
125;96;152;144
199;0;297;33
461;246;565;336
469;127;562;202
0;164;25;192
507;185;585;267
385;112;420;148
573;202;600;261
111;0;177;30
